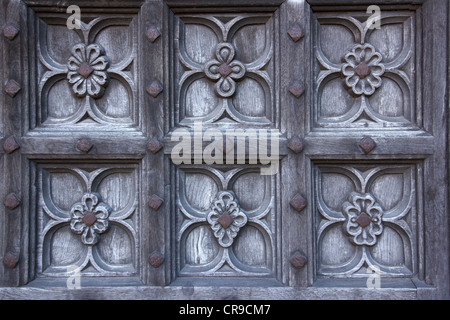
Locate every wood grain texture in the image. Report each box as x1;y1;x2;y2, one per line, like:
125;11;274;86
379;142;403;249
0;0;447;300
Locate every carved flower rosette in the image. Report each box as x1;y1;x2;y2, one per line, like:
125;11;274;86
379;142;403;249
206;191;248;248
204;43;246;98
341;44;385;96
70;193;110;246
342;192;383;246
67;44;110;99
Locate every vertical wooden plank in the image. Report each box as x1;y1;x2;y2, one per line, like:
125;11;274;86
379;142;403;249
1;0;26;286
280;0;310;287
420;0;449;299
164;2;176;285
0;0;6;288
140;0;167;285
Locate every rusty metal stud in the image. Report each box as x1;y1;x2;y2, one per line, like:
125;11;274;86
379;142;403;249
146;80;163;98
77;62;94;79
4;79;21;98
2;135;20;154
76;138;93;154
148;250;164;268
2;23;19;40
3;252;19;269
354;62;371;79
290;251;307;270
148;194;163;211
288;136;304;154
146;25;161;43
289;80;305;98
359;136;377;154
4;193;20;210
290;193;307;212
287;24;304;42
146;138;163;154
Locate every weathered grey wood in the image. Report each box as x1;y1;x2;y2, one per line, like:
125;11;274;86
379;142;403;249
1;0;28;287
0;282;420;300
417;0;449;299
279;0;311;287
141;0;167;286
0;0;448;299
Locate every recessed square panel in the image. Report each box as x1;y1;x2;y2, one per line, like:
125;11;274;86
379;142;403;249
173;13;278;126
313;11;418;129
34;13;138;131
176;166;276;277
314;163;421;277
36;163;139;277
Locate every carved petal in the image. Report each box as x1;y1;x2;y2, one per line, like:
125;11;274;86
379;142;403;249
345;74;360;89
70;44;87;64
93;203;110;220
92;218;109;234
91;71;109;86
70;203;85;219
71;78;87;97
70;219;85;235
342;63;357;77
81;226;98;245
215;77;236;98
90;56;110;72
67;56;81;71
81;193;99;211
204;59;222;80
86;78;103;98
228;60;246;80
215;43;235;64
67;71;82;84
86;44;105;65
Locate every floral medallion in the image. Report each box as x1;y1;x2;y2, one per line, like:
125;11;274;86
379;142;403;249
341;43;385;96
67;43;110;98
342;192;384;246
70;193;111;245
204;42;246;98
207;191;247;247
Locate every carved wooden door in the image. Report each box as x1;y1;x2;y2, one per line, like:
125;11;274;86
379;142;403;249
0;0;448;299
